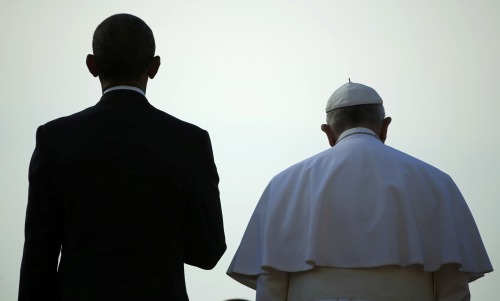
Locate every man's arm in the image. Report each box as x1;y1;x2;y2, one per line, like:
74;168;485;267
19;126;62;301
183;130;226;269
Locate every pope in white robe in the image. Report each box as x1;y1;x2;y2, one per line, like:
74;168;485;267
227;82;492;301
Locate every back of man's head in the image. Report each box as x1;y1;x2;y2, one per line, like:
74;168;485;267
92;14;155;81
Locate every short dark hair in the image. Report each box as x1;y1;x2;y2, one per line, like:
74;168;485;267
92;14;155;81
327;104;385;136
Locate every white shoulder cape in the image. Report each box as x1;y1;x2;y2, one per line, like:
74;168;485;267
227;130;492;289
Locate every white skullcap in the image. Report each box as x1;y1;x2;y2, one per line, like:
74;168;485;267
326;81;383;112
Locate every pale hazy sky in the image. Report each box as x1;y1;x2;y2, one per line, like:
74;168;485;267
1;0;498;300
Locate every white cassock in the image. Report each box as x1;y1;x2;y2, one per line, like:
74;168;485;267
227;128;492;301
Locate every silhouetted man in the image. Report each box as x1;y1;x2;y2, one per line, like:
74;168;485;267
19;13;226;301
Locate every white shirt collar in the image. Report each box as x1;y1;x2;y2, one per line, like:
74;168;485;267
103;85;145;96
336;127;380;144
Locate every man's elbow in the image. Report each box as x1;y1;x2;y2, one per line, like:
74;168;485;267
186;242;227;270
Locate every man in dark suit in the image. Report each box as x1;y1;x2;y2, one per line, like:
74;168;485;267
19;13;226;301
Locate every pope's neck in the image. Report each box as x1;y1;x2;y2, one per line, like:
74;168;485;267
336;127;380;144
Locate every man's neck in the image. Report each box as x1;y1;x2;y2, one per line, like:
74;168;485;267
100;77;148;94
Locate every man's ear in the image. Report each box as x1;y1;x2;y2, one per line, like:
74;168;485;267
379;117;392;143
86;54;99;77
321;124;337;147
147;56;161;79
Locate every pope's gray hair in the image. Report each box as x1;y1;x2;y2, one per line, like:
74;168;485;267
326;104;386;136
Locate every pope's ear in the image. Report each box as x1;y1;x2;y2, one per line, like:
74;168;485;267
379;117;392;143
86;54;99;77
321;124;337;147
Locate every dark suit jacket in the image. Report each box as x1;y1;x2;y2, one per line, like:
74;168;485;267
19;90;226;301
